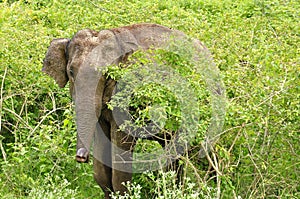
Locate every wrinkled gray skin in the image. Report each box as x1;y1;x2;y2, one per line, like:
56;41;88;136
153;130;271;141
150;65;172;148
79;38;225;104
42;23;197;198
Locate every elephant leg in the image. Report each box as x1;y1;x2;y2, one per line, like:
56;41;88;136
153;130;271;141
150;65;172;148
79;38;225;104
93;158;112;199
110;124;134;194
93;119;113;198
173;158;184;185
157;139;184;184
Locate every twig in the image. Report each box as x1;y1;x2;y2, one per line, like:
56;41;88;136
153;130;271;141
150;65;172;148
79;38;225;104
88;0;131;24
0;66;7;132
212;152;221;199
88;0;111;13
0;136;6;162
243;130;266;198
228;123;245;154
267;19;281;45
3;107;33;131
0;65;7;161
203;161;213;182
260;98;271;157
211;122;253;141
26;107;63;140
49;91;57;111
254;65;288;109
180;155;204;186
201;142;222;176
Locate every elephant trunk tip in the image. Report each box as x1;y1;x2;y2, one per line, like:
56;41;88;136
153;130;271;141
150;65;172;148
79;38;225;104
76;148;89;163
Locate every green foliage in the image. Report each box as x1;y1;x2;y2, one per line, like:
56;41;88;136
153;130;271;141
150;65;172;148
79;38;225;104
111;171;217;199
106;47;207;135
0;0;299;198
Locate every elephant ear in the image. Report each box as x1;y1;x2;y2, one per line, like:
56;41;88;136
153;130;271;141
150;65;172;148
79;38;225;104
42;38;70;88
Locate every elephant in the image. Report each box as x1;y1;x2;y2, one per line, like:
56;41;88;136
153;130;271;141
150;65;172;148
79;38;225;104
42;23;215;198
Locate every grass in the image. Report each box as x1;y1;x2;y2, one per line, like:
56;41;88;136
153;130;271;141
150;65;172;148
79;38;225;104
0;0;299;198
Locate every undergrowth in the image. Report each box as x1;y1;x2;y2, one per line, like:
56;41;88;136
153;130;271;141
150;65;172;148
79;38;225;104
0;0;299;198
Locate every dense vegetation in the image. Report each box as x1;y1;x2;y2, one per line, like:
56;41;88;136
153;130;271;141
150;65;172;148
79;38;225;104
0;0;299;198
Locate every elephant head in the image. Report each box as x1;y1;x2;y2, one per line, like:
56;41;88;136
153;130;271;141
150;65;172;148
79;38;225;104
42;23;181;163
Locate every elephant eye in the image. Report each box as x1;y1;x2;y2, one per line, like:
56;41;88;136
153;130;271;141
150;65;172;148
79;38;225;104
69;67;74;77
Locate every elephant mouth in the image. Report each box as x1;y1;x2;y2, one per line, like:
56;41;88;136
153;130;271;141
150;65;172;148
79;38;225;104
76;148;89;163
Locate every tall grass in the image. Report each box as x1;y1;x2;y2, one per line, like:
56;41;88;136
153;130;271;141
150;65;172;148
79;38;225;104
0;0;299;198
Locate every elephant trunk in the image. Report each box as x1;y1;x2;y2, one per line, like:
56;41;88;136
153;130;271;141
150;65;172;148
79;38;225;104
75;117;93;163
74;93;98;163
76;142;90;163
74;66;106;163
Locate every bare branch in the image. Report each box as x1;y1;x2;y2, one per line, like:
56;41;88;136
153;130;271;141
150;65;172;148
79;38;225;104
0;65;8;161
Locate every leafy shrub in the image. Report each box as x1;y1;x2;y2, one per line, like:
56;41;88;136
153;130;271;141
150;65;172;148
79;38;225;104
111;171;217;199
0;0;299;198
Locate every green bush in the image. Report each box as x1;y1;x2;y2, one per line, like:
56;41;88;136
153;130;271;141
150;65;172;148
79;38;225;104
0;0;299;198
111;171;217;199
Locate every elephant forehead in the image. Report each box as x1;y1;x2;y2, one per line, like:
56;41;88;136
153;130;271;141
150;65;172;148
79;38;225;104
69;31;123;69
68;30;99;52
67;44;98;69
68;30;116;63
73;28;98;41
